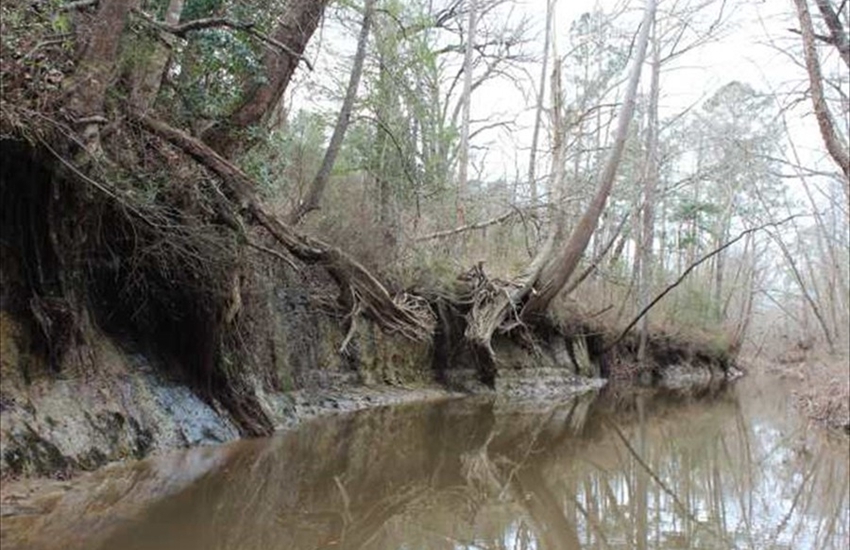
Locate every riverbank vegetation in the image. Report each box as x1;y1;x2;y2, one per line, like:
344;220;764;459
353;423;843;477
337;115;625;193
0;0;847;475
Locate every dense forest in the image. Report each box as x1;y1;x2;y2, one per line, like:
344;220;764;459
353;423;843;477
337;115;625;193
0;0;847;473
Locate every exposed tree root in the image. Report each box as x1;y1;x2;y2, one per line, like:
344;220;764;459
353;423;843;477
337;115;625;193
131;112;434;342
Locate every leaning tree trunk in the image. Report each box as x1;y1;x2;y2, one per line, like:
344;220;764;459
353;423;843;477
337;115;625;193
793;0;850;207
202;0;327;157
288;0;375;225
133;112;434;342
521;0;658;318
465;0;657;356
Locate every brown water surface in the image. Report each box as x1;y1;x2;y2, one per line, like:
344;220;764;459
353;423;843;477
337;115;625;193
2;375;848;549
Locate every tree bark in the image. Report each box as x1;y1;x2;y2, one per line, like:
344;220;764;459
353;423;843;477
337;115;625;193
637;19;660;362
814;0;850;68
456;0;478;226
67;0;138;148
201;0;326;157
129;0;185;110
522;0;658;319
288;0;375;224
793;0;850;206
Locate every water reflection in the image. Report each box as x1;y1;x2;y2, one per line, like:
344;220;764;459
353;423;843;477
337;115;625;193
3;376;848;550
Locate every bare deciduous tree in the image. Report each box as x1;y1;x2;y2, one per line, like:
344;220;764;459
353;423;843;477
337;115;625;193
288;0;376;225
465;0;658;356
456;0;479;226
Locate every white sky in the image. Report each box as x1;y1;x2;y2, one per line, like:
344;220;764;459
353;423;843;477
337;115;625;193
288;0;847;186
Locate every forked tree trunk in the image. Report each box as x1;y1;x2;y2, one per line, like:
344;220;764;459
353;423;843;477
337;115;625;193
288;0;375;224
521;0;657;318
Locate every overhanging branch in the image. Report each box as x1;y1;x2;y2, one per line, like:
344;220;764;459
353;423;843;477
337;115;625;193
606;215;802;352
132;9;314;70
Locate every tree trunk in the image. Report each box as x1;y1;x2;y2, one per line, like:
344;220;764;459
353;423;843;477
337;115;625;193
133;112;434;341
67;0;138;149
814;0;850;68
527;0;555;207
793;0;850;206
637;18;660;362
129;0;185;110
522;0;657;319
456;0;478;226
201;0;327;157
464;0;657;355
287;0;375;224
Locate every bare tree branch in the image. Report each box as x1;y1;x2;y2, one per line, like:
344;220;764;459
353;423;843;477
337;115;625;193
607;216;802;352
131;9;314;70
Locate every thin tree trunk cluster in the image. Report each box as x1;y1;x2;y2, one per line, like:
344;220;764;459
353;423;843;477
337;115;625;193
464;0;658;358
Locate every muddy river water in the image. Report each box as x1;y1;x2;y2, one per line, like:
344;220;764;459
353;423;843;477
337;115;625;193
2;375;848;550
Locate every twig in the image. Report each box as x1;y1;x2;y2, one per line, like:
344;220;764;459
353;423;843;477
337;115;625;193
606;215;802;352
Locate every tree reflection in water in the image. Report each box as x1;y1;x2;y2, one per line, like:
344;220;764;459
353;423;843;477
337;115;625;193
4;376;847;550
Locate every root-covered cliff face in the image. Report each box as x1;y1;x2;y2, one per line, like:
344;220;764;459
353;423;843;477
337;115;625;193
0;138;436;478
0;0;741;480
0;134;735;480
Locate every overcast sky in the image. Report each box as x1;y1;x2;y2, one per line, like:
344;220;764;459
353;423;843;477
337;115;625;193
289;0;847;186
